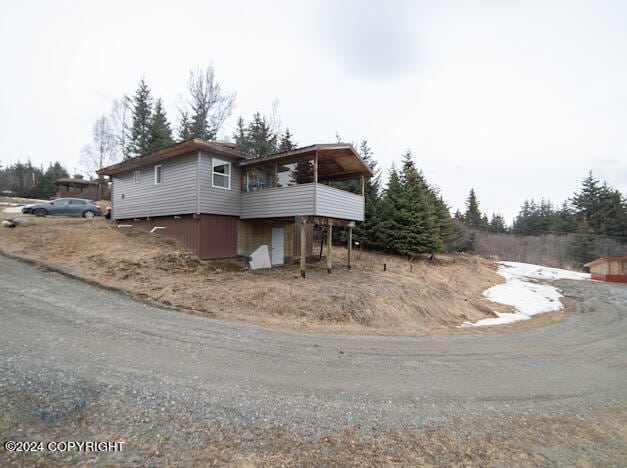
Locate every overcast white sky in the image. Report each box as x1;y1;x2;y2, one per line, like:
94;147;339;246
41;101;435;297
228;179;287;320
1;0;625;223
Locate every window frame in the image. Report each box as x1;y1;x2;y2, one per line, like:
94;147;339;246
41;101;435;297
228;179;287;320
154;165;162;185
211;158;231;190
133;170;141;183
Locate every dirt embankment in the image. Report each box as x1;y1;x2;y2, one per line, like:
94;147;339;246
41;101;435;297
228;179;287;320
0;216;512;335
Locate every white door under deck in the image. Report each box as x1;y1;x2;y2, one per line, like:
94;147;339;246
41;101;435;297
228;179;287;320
271;227;284;265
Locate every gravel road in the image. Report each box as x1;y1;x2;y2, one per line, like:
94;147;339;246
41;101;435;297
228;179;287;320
1;254;625;466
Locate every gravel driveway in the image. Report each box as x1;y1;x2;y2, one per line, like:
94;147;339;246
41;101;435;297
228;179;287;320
1;254;625;466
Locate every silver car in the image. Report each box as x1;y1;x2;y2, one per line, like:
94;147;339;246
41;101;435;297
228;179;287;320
22;198;102;218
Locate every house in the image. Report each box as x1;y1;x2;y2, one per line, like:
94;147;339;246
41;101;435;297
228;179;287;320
97;138;373;276
54;175;110;201
583;256;627;283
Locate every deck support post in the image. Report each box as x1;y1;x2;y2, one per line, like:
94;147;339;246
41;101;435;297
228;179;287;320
300;220;307;278
327;224;333;274
347;226;352;271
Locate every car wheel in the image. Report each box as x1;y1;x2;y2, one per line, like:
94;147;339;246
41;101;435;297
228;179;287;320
33;208;47;217
83;210;96;219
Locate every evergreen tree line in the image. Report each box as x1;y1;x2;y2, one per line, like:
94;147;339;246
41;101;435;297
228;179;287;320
453;172;626;266
453;189;508;234
512;172;626;240
328;147;460;258
232;113;297;157
454;172;626;240
368;151;460;256
0;161;69;199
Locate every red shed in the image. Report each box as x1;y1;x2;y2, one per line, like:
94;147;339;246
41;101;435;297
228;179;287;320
584;256;627;283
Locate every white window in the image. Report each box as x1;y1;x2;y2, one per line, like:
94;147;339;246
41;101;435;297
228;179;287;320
212;158;231;189
133;170;141;183
154;165;162;185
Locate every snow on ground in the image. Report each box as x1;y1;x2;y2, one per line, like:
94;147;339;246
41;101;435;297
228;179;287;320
2;206;25;213
1;198;46;214
462;261;590;327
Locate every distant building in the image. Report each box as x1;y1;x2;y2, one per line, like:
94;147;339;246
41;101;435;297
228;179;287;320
584;256;627;283
54;175;110;201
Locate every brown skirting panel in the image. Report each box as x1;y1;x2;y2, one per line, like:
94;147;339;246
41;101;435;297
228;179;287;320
117;214;238;259
198;215;238;259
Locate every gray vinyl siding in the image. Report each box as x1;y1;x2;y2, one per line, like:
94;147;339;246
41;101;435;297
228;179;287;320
111;153;197;219
111;150;364;222
198;152;241;216
241;184;315;219
314;184;365;221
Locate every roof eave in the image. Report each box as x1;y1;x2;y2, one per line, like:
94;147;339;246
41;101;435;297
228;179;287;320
97;138;251;176
240;144;374;178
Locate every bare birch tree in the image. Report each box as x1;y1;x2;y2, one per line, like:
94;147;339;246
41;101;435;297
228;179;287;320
80;115;116;178
182;64;236;141
110;96;132;160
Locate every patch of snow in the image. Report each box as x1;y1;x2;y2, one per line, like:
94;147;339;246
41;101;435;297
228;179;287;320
0;202;20;206
461;261;590;327
2;206;25;213
1;197;46;203
498;261;590;281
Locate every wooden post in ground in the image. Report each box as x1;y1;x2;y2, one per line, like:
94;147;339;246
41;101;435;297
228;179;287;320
300;220;307;278
326;224;333;274
347;226;352;271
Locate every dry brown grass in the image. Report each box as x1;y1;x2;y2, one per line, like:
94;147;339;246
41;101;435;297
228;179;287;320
0;217;516;335
188;409;627;467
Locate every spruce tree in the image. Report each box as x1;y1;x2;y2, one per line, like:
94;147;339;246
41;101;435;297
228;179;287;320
353;140;381;249
233;117;249;153
246;113;277;157
481;214;490;230
400;150;415;181
378;154;441;257
571;171;606;234
604;190;627;239
178;111;193;141
395;162;441;256
488;213;507;233
147;99;174;151
567;217;600;266
129;78;153;157
464;189;484;230
431;193;462;251
570;171;627;238
278;128;297;152
233;113;278;157
374;168;403;251
40;162;69;198
552;202;577;234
